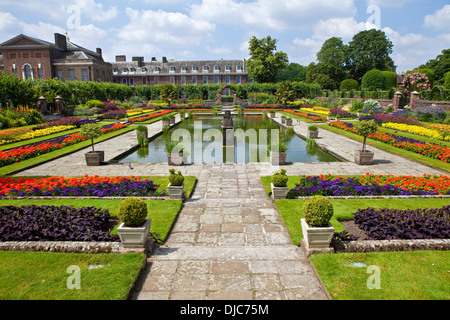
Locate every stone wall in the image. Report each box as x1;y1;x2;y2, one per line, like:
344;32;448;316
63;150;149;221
332;239;450;253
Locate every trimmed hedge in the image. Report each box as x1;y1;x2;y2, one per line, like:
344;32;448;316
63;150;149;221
361;69;386;91
340;79;359;91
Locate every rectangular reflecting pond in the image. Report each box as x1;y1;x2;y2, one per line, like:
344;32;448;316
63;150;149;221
117;114;342;164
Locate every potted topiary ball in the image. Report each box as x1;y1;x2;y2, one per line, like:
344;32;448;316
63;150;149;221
301;195;335;250
167;169;185;200
307;125;319;139
354;119;378;165
80;123;104;166
271;169;289;199
116;197;151;248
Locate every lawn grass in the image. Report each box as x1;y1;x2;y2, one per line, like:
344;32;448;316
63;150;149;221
0;251;146;300
0;126;135;176
319;124;450;173
309;250;450;300
274;198;450;246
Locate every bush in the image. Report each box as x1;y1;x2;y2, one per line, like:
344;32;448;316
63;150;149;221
308;125;318;131
169;169;184;186
412;106;447;123
361;69;386;91
351;99;364;112
445;72;450;90
271;169;288;187
340;79;359;91
382;71;398;90
85;100;104;110
303;195;334;228
117;197;148;227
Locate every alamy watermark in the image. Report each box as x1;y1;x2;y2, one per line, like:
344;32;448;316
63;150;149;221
367;265;381;290
367;5;381;29
66;265;81;290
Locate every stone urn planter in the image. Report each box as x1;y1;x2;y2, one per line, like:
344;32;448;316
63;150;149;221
300;195;335;250
301;218;335;249
271;183;289;199
117;219;151;248
270;112;275;118
307;125;319;139
281;116;286;124
116;197;151;248
355;149;374;165
85;151;104;166
270;152;286;165
271;169;289;199
167;169;185;200
285;118;293;126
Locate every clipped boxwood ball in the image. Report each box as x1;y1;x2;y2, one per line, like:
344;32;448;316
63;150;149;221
117;197;148;227
303;195;334;227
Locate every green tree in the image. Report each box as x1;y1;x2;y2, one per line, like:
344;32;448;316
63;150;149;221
159;83;178;108
418;49;450;85
275;81;295;107
247;36;288;83
346;29;396;81
317;37;347;68
277;63;307;82
306;62;345;90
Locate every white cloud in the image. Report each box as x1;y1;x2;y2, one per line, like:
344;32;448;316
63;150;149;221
190;0;355;30
366;0;412;8
205;46;232;55
72;0;118;22
424;4;450;29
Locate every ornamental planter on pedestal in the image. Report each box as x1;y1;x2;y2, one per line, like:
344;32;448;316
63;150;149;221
301;218;335;249
117;219;151;248
167;152;186;166
85;151;104;166
307;127;319;139
355;149;374;165
285;118;293;126
271;169;289;199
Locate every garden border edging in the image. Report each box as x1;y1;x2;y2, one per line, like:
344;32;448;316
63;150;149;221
331;238;450;253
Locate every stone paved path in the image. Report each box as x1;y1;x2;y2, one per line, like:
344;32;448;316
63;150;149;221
131;164;329;300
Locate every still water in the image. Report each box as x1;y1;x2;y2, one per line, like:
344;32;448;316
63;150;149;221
118;114;340;164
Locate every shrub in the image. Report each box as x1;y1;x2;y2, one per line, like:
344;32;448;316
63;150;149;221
85;100;104;110
382;71;398;90
400;72;431;96
271;169;288;187
340;79;359;91
136;125;147;132
354;120;378;151
412;106;447;123
351;99;364;112
445;72;450;90
308;125;318;131
169;169;184;186
361;69;385;91
303;195;334;228
117;197;148;227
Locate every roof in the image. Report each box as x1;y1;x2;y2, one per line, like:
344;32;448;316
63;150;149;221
0;34;56;49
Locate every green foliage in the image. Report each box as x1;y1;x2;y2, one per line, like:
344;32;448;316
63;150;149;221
308;125;318;131
351;99;364;111
275;81;295;106
277;63;307;82
117;197;148;227
361;69;386;91
169;169;184;186
80;123;102;152
303;195;334;228
271;169;288;187
247;36;289;83
445;72;450;90
382;71;398;90
418;49;450;85
354;120;378;151
346;29;395;81
85;100;104;109
159;84;178;107
136;125;147;132
340;79;359;91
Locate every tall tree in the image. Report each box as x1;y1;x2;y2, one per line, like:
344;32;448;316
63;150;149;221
418;49;450;85
276;63;307;82
317;37;347;68
346;29;395;81
247;36;288;83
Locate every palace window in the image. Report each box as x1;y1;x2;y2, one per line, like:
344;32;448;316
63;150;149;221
69;70;76;81
81;69;88;82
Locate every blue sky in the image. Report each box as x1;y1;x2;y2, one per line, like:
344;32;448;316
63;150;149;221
0;0;449;73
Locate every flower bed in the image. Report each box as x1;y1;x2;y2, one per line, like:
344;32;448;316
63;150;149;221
283;110;327;122
353;205;449;240
299;107;330;116
288;174;450;197
0;125;77;146
375;114;420;125
382;122;449;141
0;175;164;198
34;117;95;130
99;110;127;120
329;121;450;163
0;123;128;167
0;205;119;242
129;110;172;123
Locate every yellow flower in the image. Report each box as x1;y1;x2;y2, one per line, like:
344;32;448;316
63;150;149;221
382;122;449;141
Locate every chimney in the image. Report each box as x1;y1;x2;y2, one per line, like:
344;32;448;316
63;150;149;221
96;48;102;57
151;57;157;62
132;56;144;67
115;55;126;62
162;57;167;63
54;33;67;51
